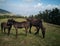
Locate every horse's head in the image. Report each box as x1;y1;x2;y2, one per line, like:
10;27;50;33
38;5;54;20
7;18;15;25
26;18;33;22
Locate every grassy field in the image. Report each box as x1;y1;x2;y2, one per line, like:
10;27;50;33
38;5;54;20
0;18;60;46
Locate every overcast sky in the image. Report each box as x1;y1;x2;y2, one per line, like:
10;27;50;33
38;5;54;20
0;0;60;16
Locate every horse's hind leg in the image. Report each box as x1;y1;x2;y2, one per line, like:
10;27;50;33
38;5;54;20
1;28;3;33
25;27;28;36
8;27;11;36
1;23;3;33
4;28;6;34
29;25;32;33
41;27;45;38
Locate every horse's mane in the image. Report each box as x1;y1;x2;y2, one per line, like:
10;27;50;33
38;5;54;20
26;18;42;22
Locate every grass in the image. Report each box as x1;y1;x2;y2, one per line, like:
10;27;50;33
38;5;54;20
0;18;60;46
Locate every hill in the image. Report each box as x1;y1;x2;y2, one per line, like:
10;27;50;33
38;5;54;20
0;9;11;14
0;9;15;16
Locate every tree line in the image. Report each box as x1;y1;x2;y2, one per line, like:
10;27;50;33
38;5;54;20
0;15;25;19
0;8;60;25
29;8;60;25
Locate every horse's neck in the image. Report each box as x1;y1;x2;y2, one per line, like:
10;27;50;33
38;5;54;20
13;21;21;24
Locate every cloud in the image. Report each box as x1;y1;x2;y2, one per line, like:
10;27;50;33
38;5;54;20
7;3;60;15
34;3;42;9
34;3;60;11
21;0;41;3
46;4;60;9
21;0;35;3
1;1;60;16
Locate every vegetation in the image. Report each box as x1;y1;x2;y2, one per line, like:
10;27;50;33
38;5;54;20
0;15;25;19
0;8;60;25
33;8;60;25
0;18;60;46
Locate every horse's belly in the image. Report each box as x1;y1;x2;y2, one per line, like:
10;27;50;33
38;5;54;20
17;26;23;28
16;25;24;28
14;24;24;28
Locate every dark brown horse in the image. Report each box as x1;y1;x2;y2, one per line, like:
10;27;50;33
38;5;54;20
7;19;30;38
1;19;12;35
26;18;45;38
1;21;12;35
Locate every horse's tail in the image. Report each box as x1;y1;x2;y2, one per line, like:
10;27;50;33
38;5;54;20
1;23;3;33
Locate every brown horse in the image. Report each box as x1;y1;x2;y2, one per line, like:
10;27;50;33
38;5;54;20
7;19;30;38
1;21;12;35
26;18;45;38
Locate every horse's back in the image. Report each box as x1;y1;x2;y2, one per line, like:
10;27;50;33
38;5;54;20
13;21;30;28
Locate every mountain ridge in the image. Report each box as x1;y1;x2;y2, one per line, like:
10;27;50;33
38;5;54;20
0;9;11;14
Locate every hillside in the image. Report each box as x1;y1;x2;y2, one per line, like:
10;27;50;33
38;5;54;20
0;9;15;16
0;9;11;14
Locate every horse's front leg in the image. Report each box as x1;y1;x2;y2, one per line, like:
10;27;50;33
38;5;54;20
8;29;10;36
29;25;32;33
8;27;11;36
35;27;40;35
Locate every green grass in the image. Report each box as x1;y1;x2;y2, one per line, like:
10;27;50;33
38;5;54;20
0;18;60;46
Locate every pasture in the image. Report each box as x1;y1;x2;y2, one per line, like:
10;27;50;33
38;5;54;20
0;18;60;46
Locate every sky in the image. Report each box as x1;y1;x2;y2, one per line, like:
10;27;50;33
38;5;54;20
0;0;60;16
